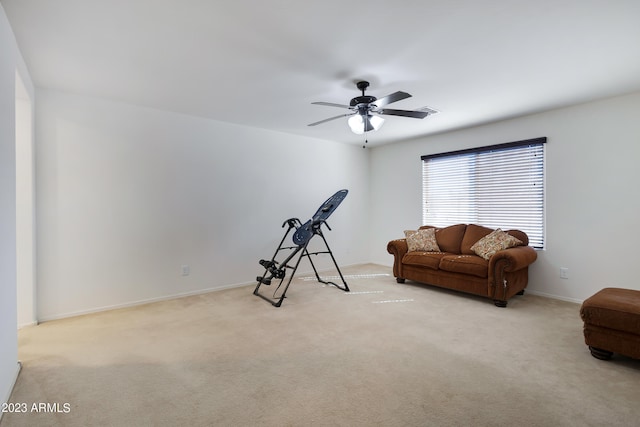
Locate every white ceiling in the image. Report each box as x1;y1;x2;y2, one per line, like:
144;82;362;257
3;0;640;146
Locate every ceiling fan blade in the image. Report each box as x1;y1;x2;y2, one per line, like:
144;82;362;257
311;101;350;109
308;113;353;127
379;108;430;119
372;91;411;108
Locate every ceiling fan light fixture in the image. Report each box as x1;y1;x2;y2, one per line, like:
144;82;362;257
348;114;364;134
348;114;384;134
369;114;385;131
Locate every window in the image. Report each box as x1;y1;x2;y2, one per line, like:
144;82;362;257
422;137;546;249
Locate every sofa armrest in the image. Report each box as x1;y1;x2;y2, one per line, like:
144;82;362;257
488;245;538;301
489;245;537;272
387;239;409;279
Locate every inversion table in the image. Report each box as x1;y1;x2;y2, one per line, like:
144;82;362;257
253;189;350;307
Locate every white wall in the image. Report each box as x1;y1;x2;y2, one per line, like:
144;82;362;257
370;91;640;303
0;3;34;410
0;6;17;409
36;90;370;321
15;70;36;328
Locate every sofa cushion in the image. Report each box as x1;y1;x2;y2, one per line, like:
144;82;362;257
470;228;523;260
404;228;440;252
421;224;466;254
439;255;489;278
461;224;495;255
402;251;447;270
506;229;529;246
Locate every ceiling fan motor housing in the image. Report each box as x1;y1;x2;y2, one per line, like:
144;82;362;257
349;95;377;108
350;81;376;110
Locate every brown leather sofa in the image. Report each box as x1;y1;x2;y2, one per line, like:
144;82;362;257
387;224;538;307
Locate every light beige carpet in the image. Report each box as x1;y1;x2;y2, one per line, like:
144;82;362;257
2;264;640;426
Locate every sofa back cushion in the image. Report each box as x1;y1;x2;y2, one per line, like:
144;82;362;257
461;224;495;255
461;224;529;254
421;224;467;254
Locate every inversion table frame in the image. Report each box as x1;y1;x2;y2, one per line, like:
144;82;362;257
253;190;350;307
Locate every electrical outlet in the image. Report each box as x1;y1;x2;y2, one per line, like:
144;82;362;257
181;264;190;276
560;267;569;279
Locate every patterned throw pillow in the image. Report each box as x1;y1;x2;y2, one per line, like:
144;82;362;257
470;228;523;260
404;228;441;252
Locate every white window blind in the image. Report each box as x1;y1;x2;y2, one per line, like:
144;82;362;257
422;138;545;249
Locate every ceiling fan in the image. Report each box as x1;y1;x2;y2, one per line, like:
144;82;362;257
308;81;431;134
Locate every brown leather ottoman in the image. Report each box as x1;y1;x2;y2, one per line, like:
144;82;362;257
580;287;640;360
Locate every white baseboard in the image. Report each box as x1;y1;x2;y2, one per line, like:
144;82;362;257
526;289;583;305
28;263;583;328
17;321;38;330
37;280;255;323
36;263;379;323
0;361;22;422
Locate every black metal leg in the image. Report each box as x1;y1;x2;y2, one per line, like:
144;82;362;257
254;218;349;307
319;232;349;292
